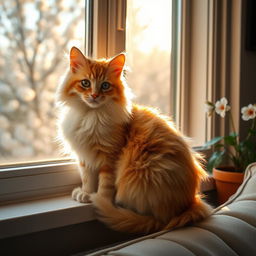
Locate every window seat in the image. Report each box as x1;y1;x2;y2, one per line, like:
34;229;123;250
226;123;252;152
85;163;256;256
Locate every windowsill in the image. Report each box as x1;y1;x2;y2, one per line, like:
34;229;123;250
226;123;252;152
0;176;215;240
0;195;95;239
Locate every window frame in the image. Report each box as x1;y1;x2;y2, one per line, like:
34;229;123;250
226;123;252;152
171;0;216;146
90;0;126;58
0;161;79;204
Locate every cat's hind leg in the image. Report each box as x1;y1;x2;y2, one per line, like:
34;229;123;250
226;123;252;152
96;165;116;200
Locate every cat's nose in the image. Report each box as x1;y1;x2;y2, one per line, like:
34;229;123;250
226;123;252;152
91;93;99;99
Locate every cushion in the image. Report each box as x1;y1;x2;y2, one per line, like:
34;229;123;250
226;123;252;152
88;163;256;256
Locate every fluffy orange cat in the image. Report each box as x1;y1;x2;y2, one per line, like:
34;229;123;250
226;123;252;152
57;47;212;233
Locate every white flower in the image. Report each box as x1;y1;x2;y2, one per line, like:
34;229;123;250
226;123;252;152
215;97;231;118
241;104;256;121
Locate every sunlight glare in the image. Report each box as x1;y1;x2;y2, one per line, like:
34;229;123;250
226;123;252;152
127;0;172;54
221;206;231;212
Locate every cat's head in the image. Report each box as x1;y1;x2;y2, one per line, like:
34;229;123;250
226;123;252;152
57;47;131;110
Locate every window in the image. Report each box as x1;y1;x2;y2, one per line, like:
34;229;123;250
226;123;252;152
0;0;234;204
0;0;85;165
126;0;172;115
0;0;88;204
125;0;211;147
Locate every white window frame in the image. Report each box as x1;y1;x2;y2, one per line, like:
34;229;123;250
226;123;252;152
0;161;79;204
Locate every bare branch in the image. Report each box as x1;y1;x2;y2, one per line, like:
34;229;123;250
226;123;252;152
38;13;83;89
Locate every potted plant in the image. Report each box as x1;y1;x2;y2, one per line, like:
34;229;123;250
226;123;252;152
204;97;256;204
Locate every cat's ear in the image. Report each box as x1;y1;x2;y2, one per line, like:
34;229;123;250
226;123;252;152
70;47;89;73
107;53;126;78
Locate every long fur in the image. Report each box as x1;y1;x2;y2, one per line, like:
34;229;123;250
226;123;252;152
57;47;212;234
91;194;211;233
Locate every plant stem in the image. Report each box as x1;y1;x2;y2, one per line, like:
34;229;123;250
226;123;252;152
229;112;240;167
229;112;237;135
245;118;256;141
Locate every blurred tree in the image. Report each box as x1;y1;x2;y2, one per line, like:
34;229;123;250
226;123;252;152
0;0;84;162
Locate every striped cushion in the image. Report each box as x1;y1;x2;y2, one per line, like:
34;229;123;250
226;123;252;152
88;163;256;256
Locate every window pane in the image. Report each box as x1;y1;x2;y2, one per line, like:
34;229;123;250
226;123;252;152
126;0;172;115
0;0;85;164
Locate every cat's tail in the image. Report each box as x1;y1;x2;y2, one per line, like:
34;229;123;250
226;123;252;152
164;195;212;230
90;193;164;233
91;194;212;234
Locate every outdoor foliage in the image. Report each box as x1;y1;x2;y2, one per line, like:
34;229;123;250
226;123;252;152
0;0;84;163
0;0;172;164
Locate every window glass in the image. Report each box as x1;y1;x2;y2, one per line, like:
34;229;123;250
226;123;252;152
126;0;172;115
0;0;85;164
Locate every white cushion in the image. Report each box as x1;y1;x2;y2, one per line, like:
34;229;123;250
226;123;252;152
88;163;256;256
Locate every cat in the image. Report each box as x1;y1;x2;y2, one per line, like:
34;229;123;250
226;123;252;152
56;46;212;233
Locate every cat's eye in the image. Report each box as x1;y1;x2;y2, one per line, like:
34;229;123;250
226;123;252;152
101;82;111;91
80;79;91;89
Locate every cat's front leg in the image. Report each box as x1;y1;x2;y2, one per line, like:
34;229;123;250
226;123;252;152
72;161;98;203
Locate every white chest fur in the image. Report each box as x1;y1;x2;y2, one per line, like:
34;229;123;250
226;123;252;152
60;104;130;168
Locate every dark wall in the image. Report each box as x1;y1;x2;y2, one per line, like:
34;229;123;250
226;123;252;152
0;221;141;256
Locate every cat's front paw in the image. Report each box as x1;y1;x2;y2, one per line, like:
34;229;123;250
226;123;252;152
72;187;91;203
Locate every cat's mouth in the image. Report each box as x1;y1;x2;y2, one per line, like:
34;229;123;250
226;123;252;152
85;97;102;108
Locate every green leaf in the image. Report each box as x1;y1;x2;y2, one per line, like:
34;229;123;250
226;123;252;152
215;143;225;149
203;136;223;149
207;150;225;173
224;133;238;146
240;140;255;153
249;128;256;136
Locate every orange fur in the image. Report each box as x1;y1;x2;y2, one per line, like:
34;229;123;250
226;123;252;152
57;47;212;234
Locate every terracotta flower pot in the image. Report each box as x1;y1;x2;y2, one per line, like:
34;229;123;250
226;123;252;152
213;167;244;204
